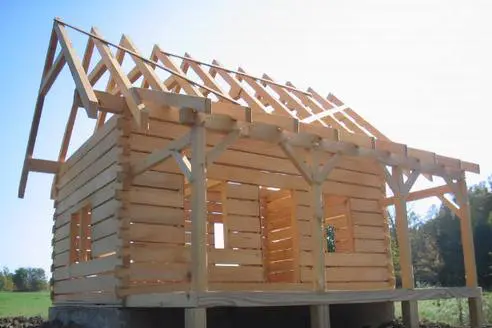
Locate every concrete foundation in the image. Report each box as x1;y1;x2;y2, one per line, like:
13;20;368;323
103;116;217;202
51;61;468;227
49;302;394;328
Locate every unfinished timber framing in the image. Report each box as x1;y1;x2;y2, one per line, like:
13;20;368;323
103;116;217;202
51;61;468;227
19;18;484;328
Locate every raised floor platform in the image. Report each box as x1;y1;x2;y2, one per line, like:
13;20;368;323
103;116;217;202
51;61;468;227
123;287;482;308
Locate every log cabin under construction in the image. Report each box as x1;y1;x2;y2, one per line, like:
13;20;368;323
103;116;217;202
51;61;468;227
18;18;484;328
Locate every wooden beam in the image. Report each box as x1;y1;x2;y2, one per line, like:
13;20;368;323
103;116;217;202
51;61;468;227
314;153;341;183
19;26;59;198
206;130;240;166
28;159;60;174
54;22;98;118
211;60;267;113
454;175;483;327
135;88;211;113
237;67;294;117
279;140;313;184
190;124;208;293
90;27;147;128
184;53;239;104
39;51;66;96
120;35;167;92
173;152;192;181
311;305;331;328
438;195;462;217
185;308;206;328
154;45;203;97
130;132;191;176
311;150;325;292
382;184;452;206
390;167;419;328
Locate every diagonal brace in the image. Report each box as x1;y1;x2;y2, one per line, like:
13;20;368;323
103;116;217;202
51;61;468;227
279;139;313;184
173;151;192;181
206;129;240;166
314;153;341;184
131;132;191;176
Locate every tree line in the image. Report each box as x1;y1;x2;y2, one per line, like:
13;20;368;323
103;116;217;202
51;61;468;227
0;267;48;292
390;176;492;289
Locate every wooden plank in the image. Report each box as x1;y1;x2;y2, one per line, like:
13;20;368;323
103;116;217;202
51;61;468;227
58;116;119;177
55;164;120;216
54;23;98;118
209;249;263;265
132;170;184;190
131;132;191;176
28;158;60;174
91;199;121;225
91;234;120;257
54;275;117;294
226;199;260;217
118;262;188;281
121;204;184;225
300;267;389;283
350;199;381;213
300;252;388;267
54;292;120;305
92;216;118;241
122;186;184;208
57;145;121;202
382;184;452;206
39;51;66;96
353;226;386;240
128;223;185;244
227;215;261;233
194;287;482;307
228;232;262;249
354;239;387;253
209;266;264;282
352;212;384;227
126;244;190;263
53;255;119;281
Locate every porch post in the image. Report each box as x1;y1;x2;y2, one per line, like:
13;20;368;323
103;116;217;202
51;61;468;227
186;123;207;328
390;167;419;328
455;174;483;328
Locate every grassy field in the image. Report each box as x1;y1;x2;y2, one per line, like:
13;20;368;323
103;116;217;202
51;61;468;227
395;292;492;326
0;291;51;318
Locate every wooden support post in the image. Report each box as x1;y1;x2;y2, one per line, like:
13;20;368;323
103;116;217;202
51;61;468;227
453;174;483;328
310;149;331;328
189;122;207;328
310;305;331;328
389;167;419;328
185;308;207;328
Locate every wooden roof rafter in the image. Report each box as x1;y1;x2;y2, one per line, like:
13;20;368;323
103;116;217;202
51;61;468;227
18;18;480;199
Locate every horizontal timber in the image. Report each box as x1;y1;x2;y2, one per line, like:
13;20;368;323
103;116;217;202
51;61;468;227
123;287;481;308
90;88;478;179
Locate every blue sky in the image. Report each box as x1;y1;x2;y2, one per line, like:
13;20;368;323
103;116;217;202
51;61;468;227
1;0;491;274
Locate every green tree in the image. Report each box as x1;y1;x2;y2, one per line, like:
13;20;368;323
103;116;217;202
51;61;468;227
13;268;29;291
12;267;48;291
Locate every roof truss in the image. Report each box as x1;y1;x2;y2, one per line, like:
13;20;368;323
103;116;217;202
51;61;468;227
18;18;480;198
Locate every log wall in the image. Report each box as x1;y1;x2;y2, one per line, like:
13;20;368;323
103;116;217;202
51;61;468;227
51;106;394;303
51;116;124;304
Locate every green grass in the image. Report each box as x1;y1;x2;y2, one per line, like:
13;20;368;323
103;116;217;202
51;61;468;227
0;291;51;318
395;292;492;326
